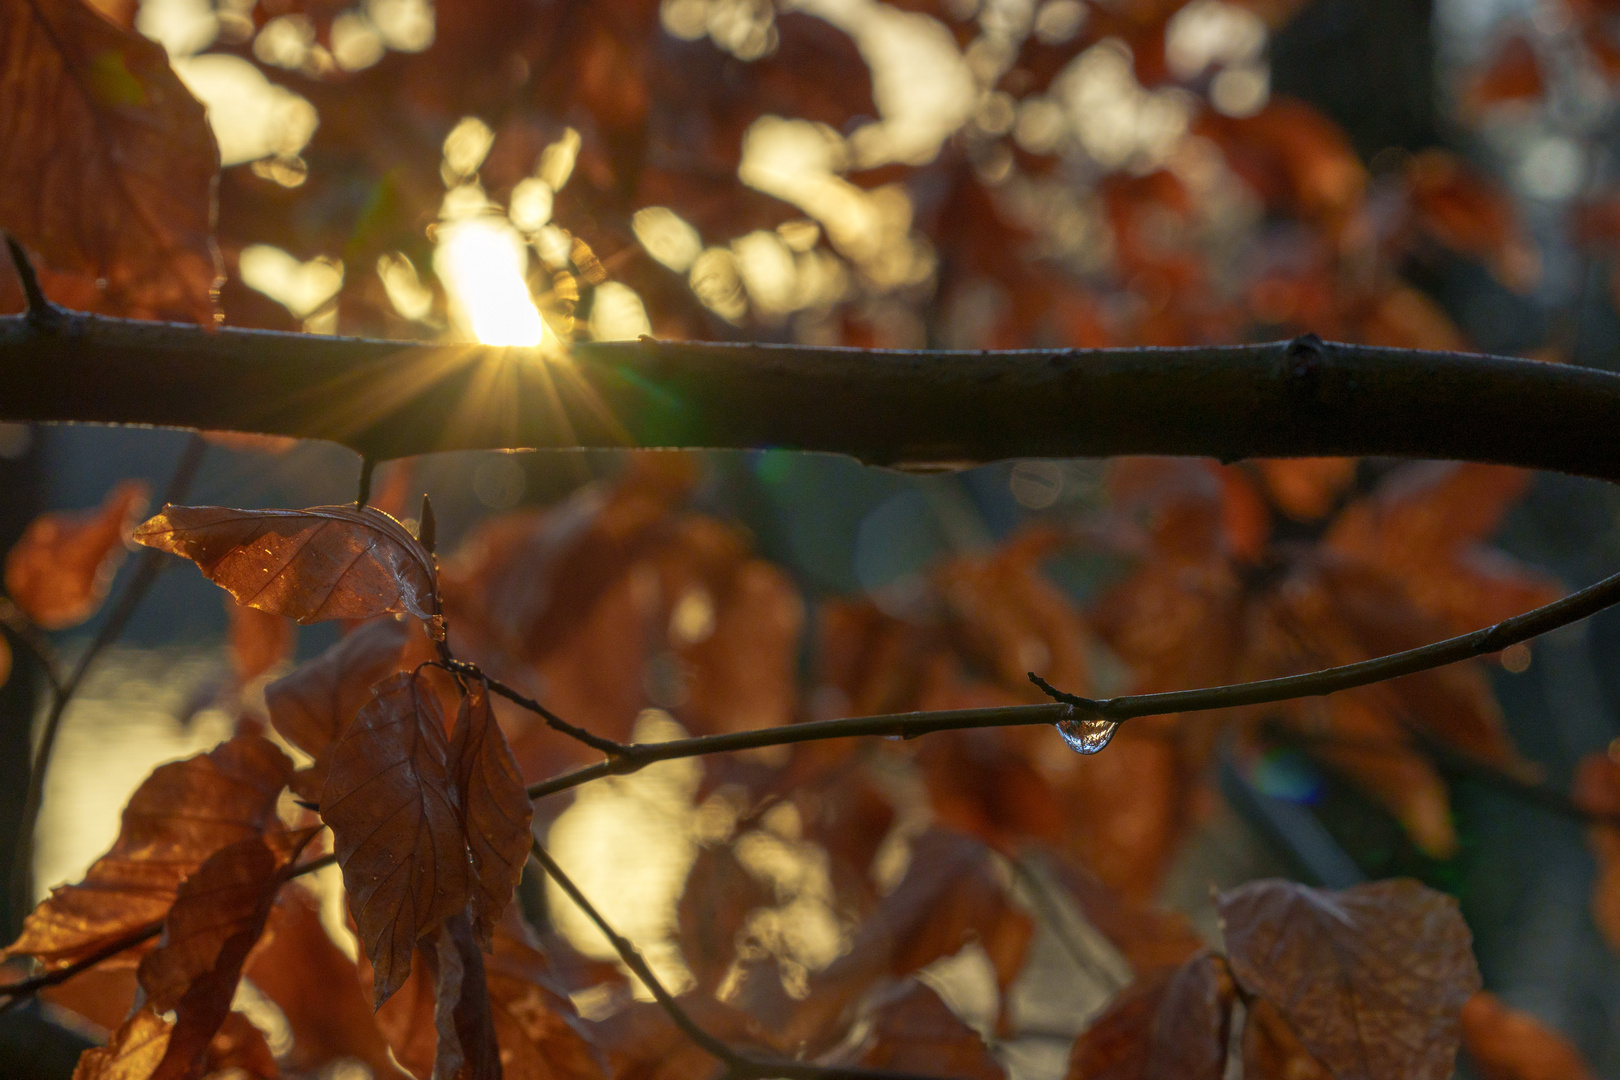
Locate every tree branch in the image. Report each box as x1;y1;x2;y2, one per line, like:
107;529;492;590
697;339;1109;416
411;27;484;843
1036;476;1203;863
530;840;940;1080
9;435;208;932
525;561;1620;800
7;316;1620;477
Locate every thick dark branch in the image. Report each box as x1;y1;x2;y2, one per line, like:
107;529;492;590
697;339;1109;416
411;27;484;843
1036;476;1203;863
6;316;1620;476
526;562;1620;800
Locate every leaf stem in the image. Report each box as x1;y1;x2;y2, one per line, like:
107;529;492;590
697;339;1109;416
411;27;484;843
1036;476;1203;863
443;659;627;756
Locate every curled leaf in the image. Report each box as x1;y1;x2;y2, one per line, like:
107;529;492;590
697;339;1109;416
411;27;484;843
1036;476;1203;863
139;829;317;1080
1218;878;1480;1080
133;504;438;624
7;728;292;970
449;678;533;948
0;0;220;321
322;671;470;1006
4;479;148;630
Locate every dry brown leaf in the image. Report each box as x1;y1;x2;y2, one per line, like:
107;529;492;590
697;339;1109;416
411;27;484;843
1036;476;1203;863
796;829;1032;1050
424;912;502;1080
448;678;533;948
72;1007;172;1080
265;615;414;799
322;670;470;1006
852;982;1004;1080
227;596;295;685
1574;751;1620;951
485;908;607;1080
134;504;438;624
1460;991;1597;1080
1242;998;1332;1080
0;0;219;322
592;994;777;1080
1218;878;1480;1080
7;727;292;969
201;1011;279;1079
677;841;772;993
4;479;148;629
137;829;316;1080
1066;951;1233;1080
1325;463;1562;635
245;883;410;1079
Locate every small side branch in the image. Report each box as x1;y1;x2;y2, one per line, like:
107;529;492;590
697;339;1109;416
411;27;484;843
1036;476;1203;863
526;563;1620;802
0;921;161;1017
2;236;58;327
443;659;627;756
530;840;937;1080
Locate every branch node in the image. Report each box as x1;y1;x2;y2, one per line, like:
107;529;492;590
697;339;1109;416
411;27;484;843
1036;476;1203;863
4;235;63;329
1028;672;1095;710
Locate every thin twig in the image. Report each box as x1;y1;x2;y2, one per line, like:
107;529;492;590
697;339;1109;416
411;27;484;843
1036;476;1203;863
0;920;162;1017
0;597;63;696
9;433;208;933
0;845;337;1015
2;236;58;326
530;839;936;1080
525;564;1620;801
444;659;626;755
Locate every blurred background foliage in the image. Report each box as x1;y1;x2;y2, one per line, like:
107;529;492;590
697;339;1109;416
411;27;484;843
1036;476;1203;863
7;0;1620;1073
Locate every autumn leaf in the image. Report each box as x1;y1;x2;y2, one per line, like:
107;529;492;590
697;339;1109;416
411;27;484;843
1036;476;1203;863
485;908;608;1080
265;615;413;798
321;670;470;1005
245;883;410;1079
795;829;1032;1050
677;841;772;994
423;912;502;1080
133;504;439;625
6;726;292;969
1218;878;1480;1080
448;677;534;948
198;1012;278;1080
137;828;317;1080
1066;951;1234;1080
1459;991;1597;1080
227;596;295;685
72;1007;172;1080
4;479;148;629
1573;751;1620;951
1242;999;1331;1080
850;982;1004;1080
0;0;219;322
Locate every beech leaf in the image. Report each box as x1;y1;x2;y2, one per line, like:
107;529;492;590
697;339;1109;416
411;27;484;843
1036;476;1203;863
138;829;317;1080
6;727;292;969
245;884;411;1079
72;1007;173;1080
448;678;533;948
227;596;295;686
1066;951;1233;1080
1218;878;1480;1080
266;615;412;799
0;0;220;322
425;912;502;1080
1460;991;1597;1080
853;982;1004;1080
133;504;439;625
4;479;148;630
322;671;470;1006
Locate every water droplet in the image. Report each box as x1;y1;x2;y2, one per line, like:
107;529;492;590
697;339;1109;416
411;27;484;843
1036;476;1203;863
1056;716;1118;755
